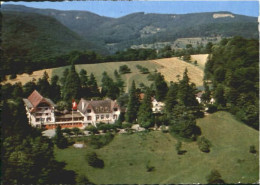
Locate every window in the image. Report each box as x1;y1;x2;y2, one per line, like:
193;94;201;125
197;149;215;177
45;113;49;116
47;117;51;122
101;115;104;119
36;113;42;116
113;108;118;111
87;116;92;120
106;114;109;118
45;108;48;110
96;115;99;120
36;118;40;122
113;115;117;120
87;109;91;113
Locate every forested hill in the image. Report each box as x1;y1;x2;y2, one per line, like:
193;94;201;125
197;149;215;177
2;4;258;52
204;37;259;129
1;11;108;77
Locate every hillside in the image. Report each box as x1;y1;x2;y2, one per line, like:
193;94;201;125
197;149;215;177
2;11;106;60
3;55;207;89
55;111;259;184
3;5;258;52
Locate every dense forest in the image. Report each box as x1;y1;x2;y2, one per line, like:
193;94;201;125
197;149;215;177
204;36;259;129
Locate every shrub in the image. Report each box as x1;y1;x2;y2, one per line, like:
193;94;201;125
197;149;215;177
62;128;72;136
76;175;92;184
85;151;104;168
206;104;218;113
249;145;257;154
175;141;182;154
136;65;150;74
197;136;211;153
72;127;81;136
206;169;225;184
146;161;155;172
88;133;114;149
85;125;98;135
122;122;132;129
9;73;17;80
161;125;168;133
119;65;131;74
147;73;157;81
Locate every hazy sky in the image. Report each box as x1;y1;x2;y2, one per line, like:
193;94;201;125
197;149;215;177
4;1;259;18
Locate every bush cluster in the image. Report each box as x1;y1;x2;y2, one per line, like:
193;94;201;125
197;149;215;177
85;151;104;168
197;136;211;153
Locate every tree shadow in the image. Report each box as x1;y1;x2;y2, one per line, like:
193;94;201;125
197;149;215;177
178;150;187;155
48;161;77;184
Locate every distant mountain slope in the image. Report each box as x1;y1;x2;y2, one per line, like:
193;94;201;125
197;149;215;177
3;5;258;52
2;10;108;60
1;10;109;78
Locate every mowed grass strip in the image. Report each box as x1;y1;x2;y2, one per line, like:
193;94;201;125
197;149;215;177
54;111;259;184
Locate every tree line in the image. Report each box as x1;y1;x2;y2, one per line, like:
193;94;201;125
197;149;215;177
1;42;213;82
204;36;258;129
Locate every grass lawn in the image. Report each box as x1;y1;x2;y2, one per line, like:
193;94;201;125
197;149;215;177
54;111;259;184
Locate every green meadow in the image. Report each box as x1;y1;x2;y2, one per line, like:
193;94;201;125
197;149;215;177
55;111;259;184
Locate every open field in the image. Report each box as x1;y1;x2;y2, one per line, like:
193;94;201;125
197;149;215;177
151;57;204;86
3;69;53;85
54;111;259;184
190;54;209;70
3;55;207;89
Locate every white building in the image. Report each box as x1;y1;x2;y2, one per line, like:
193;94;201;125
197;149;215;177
151;98;165;113
23;90;55;128
77;98;121;127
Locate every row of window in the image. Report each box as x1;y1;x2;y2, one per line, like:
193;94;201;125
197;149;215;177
36;113;50;116
87;108;118;113
37;107;50;111
36;117;51;122
95;114;117;120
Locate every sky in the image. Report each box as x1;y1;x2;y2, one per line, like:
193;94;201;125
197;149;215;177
3;1;259;18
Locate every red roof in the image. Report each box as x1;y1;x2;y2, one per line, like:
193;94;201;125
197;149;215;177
139;93;145;100
28;90;44;108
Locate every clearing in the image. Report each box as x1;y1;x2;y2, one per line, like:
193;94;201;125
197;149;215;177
3;55;207;89
54;111;259;184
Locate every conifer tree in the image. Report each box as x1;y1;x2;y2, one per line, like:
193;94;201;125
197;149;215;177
54;125;68;149
101;72;120;100
137;89;154;128
178;68;198;107
37;71;51;98
79;69;89;98
62;64;81;101
201;80;211;103
88;73;100;97
125;81;140;123
50;75;61;102
154;73;168;101
165;82;178;113
114;69;124;94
